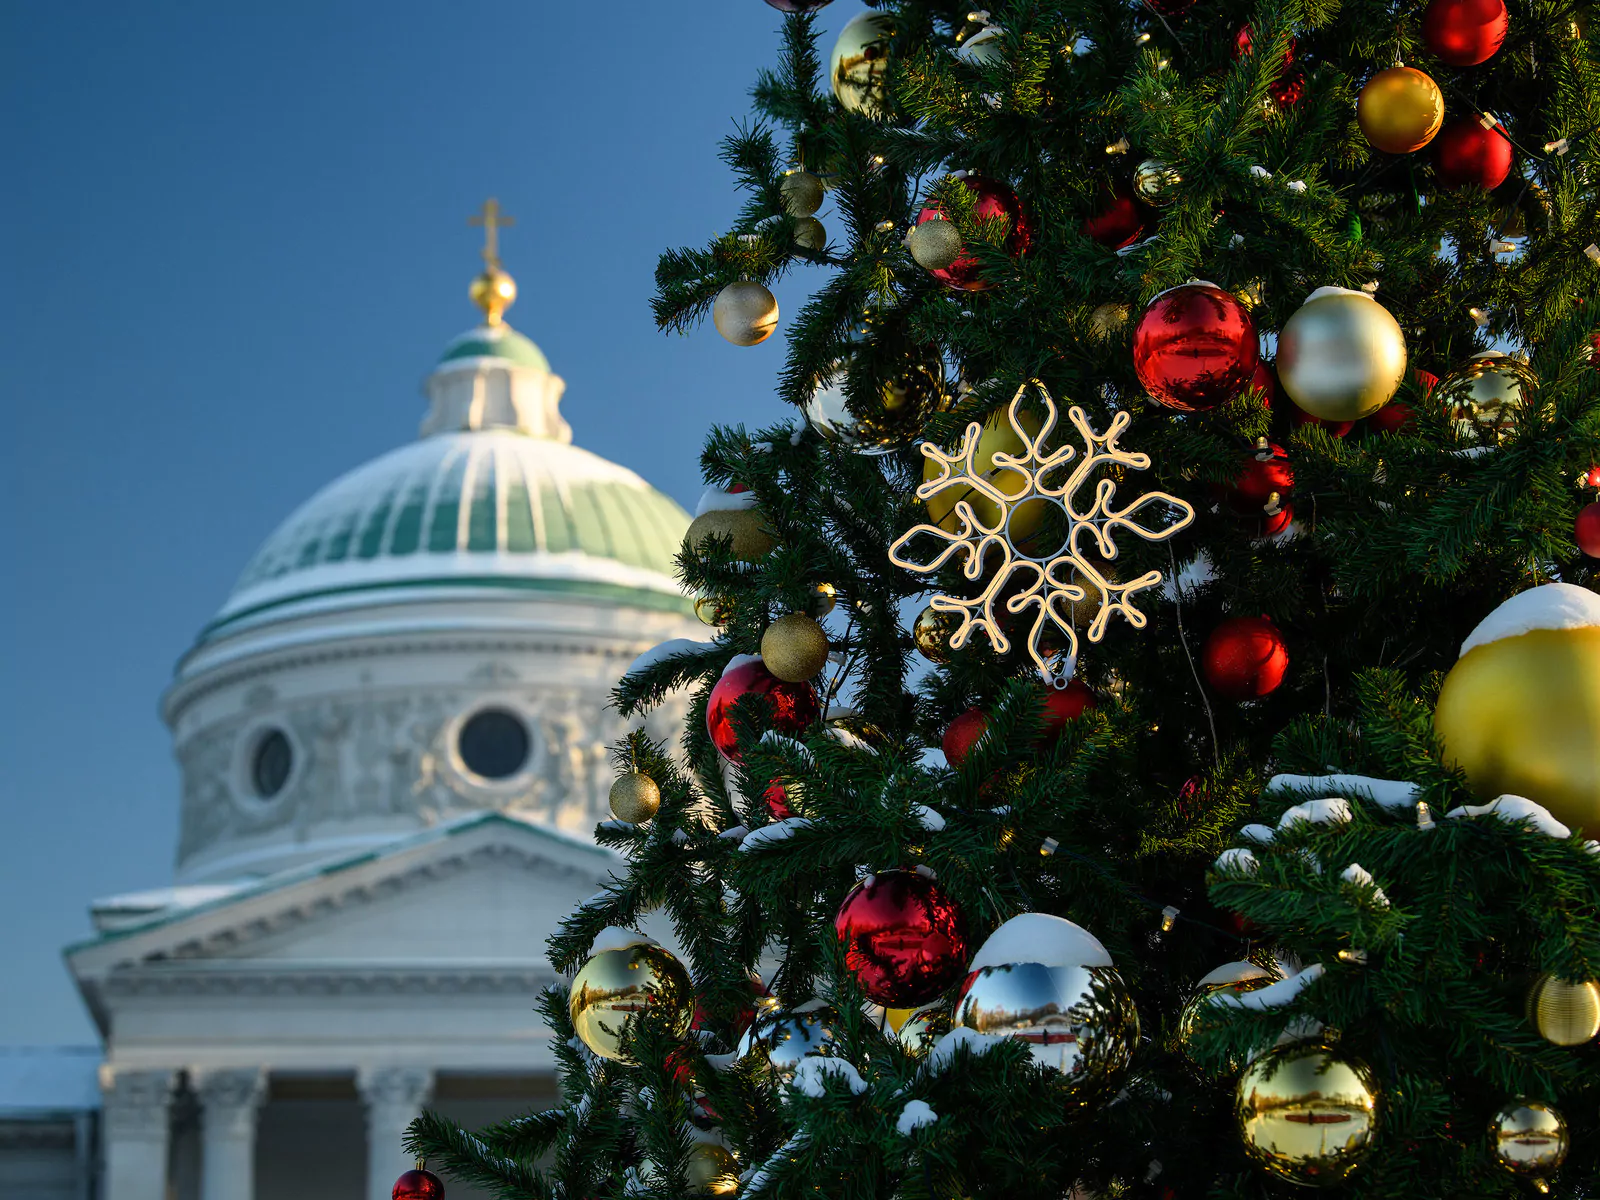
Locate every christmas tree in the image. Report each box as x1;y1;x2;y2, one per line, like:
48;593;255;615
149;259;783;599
406;1;1600;1196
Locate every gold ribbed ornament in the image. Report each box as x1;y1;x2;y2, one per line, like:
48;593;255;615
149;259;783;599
1235;1044;1379;1186
713;281;779;346
568;943;693;1061
761;613;830;683
688;507;775;562
1490;1100;1569;1190
609;773;661;824
1527;974;1600;1046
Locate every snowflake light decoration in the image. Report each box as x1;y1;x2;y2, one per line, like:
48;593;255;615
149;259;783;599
889;380;1196;688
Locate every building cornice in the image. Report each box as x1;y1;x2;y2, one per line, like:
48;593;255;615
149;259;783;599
103;964;556;1000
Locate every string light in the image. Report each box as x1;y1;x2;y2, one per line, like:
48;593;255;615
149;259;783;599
1160;905;1180;933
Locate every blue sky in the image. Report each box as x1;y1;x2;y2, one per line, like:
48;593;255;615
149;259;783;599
1;0;857;1043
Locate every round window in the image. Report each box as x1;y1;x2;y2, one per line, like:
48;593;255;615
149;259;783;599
251;729;293;798
457;708;531;780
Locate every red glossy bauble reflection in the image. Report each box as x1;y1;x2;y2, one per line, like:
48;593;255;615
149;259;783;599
834;869;969;1006
1577;503;1600;558
915;176;1031;291
942;707;989;767
1082;179;1149;250
393;1170;445;1200
1203;616;1289;699
1133;283;1260;412
1268;69;1307;108
1581;465;1600;489
764;780;796;820
1233;24;1296;65
1041;680;1097;734
1435;118;1513;190
706;659;821;764
1223;442;1294;515
1422;0;1508;65
1366;399;1416;434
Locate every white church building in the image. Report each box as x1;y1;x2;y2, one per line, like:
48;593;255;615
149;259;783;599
0;220;698;1200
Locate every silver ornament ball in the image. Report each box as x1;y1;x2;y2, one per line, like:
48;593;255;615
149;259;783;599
712;280;779;347
1277;288;1407;422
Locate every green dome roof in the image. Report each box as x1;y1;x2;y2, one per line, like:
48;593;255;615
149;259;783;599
436;324;549;372
209;431;692;638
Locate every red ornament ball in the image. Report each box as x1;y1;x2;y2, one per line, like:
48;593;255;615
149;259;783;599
1268;69;1307;109
1232;24;1296;66
834;869;969;1006
915;175;1031;292
1366;399;1416;434
393;1171;444;1200
1581;465;1600;489
1202;616;1290;699
1434;117;1513;190
706;658;821;764
1082;178;1149;250
1422;0;1509;65
1041;680;1097;735
1245;360;1278;408
1577;503;1600;558
1145;0;1196;14
942;707;989;768
1133;283;1260;412
1414;368;1440;398
764;780;795;820
1224;442;1294;516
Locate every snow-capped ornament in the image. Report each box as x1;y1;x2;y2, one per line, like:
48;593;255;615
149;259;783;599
1178;961;1276;1074
1433;583;1600;835
688;488;772;563
889;381;1195;688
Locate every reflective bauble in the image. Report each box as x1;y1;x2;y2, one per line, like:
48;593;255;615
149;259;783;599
956;962;1139;1092
712;280;779;346
914;176;1031;292
1081;179;1149;250
836;869;969;1006
1134;159;1181;206
942;707;989;768
1437;352;1537;438
780;170;824;216
1423;0;1509;64
1435;117;1513;190
913;605;960;663
688;506;774;562
897;1007;950;1056
1235;1044;1379;1186
1433;584;1600;834
1578;502;1600;558
922;405;1045;534
805;354;942;454
809;581;838;617
640;1144;739;1197
1177;962;1275;1074
1203;616;1289;699
569;943;694;1061
760;613;830;683
609;772;661;824
1277;289;1407;422
739;1008;836;1076
706;658;821;764
907;216;964;271
1526;974;1600;1046
1490;1100;1569;1184
1132;283;1260;412
1357;67;1445;154
830;12;894;117
392;1169;444;1200
765;0;833;9
695;595;733;627
1089;302;1130;341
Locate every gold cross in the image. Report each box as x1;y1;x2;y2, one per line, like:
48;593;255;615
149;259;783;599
469;198;515;268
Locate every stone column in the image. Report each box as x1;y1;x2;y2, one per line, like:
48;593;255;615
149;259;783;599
99;1067;175;1200
358;1067;434;1200
196;1068;267;1200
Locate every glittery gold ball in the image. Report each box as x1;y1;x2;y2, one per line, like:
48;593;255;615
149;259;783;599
609;773;661;824
1235;1044;1379;1186
712;281;779;347
1490;1100;1569;1183
569;943;693;1061
908;217;964;271
913;606;960;663
761;613;830;683
688;507;775;562
793;216;827;251
1357;66;1444;154
1089;303;1130;342
780;170;824;217
1437;352;1538;438
1526;973;1600;1046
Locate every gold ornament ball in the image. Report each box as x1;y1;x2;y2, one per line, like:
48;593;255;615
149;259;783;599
923;406;1045;537
956;962;1139;1095
830;11;893;117
695;595;733;627
684;1144;740;1196
1433;610;1600;836
909;217;964;271
780;170;824;218
808;581;838;618
1089;303;1130;342
1490;1100;1569;1185
1134;159;1181;205
1437;352;1538;439
1177;963;1276;1074
1527;974;1600;1046
569;943;693;1061
897;1007;950;1057
609;772;661;824
688;506;775;563
913;605;960;663
712;280;779;347
1277;289;1408;422
1235;1043;1379;1186
761;613;830;683
1357;66;1444;154
793;216;827;251
805;355;942;454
